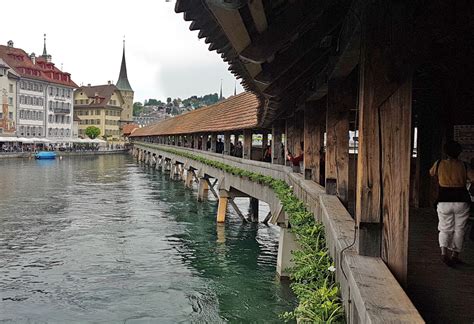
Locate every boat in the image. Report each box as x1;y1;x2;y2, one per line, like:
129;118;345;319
35;151;57;160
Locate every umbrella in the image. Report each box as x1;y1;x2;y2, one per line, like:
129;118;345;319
0;136;18;142
91;138;106;143
17;137;34;143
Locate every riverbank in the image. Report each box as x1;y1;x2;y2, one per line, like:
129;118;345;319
0;149;129;159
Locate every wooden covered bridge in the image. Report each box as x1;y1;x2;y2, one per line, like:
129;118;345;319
131;0;473;323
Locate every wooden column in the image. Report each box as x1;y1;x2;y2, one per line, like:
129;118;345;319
210;133;217;152
304;100;325;182
202;135;208;151
261;132;268;158
198;178;209;201
191;135;196;149
223;132;231;155
326;77;354;206
249;197;259;223
285;117;294;166
356;0;413;285
217;190;229;223
272;120;285;165
243;129;252;160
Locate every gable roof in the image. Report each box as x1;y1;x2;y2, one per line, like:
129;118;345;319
74;84;123;108
0;44;78;88
131;92;259;137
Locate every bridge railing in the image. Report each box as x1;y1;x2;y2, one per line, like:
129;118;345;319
133;142;423;324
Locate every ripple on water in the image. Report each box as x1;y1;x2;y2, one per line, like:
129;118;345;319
0;155;296;322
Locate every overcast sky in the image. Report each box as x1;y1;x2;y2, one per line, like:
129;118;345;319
1;0;244;103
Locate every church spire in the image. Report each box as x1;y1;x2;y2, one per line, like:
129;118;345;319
116;37;133;92
234;80;237;96
219;79;223;101
42;34;47;56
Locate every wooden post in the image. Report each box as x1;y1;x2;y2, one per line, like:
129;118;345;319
272;120;285;165
262;132;268;159
202;135;208;151
243;129;252;160
185;169;194;188
326;77;353;206
304;100;325;182
193;134;199;150
356;0;413;287
285;117;294;166
198;178;209;201
380;79;412;285
249;197;259;222
223;132;231;155
217;190;229;223
210;133;217;152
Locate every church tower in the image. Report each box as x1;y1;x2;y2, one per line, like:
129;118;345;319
116;39;134;124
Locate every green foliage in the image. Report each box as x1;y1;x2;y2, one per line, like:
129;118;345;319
85;126;101;139
133;102;144;116
139;143;345;323
144;99;164;106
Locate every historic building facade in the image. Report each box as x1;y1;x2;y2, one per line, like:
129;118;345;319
0;58;19;136
74;83;125;140
0;39;77;140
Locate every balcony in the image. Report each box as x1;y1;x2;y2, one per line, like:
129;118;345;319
53;108;70;114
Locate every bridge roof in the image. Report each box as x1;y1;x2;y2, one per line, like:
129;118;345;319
130;92;259;137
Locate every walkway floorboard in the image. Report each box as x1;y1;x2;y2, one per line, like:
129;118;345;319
408;208;474;324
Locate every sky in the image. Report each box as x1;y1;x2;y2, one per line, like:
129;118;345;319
0;0;244;103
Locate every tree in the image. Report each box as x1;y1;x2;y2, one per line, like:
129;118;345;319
85;126;101;139
166;97;172;106
133;102;144;116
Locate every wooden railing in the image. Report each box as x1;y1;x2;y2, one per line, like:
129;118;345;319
134;142;424;324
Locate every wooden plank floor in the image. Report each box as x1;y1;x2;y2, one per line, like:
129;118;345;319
407;208;474;324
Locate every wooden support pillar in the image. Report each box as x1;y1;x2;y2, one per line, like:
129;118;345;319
285;117;294;166
243;129;252;160
202;134;208;151
272;121;285;165
185;169;194;188
198;178;209;201
193;134;199;150
304;100;325;182
261;132;268;158
356;0;413;285
326;77;353;206
223;132;231;155
249;197;259;222
210;133;217;152
217;190;229;223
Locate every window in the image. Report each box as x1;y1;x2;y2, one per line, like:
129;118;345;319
62;88;65;97
66;116;70;124
49;87;53;95
39;84;43;92
67;89;70;98
48;128;52;136
27;82;32;90
8;97;13;106
8;112;13;119
9;84;13;93
0;113;3;119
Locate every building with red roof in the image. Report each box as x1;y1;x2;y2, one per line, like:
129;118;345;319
0;37;78;141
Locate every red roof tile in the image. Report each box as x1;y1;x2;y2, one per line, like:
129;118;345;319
131;92;259;137
123;123;139;135
0;45;78;88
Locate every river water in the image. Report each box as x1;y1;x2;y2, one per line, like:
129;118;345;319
0;154;295;323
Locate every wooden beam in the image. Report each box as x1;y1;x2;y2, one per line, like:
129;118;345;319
304;99;325;183
223;132;231;155
380;79;412;286
248;0;267;33
326;77;355;206
210;133;217;152
208;4;251;53
253;2;347;85
263;50;330;98
239;1;330;64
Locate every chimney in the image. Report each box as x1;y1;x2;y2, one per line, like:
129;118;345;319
7;40;14;47
30;52;36;65
87;83;91;87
